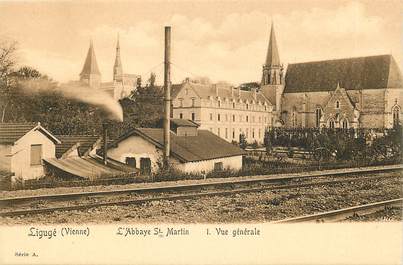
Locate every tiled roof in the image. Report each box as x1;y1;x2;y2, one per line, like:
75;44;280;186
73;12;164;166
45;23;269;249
0;122;60;145
55;135;101;158
174;82;273;105
284;54;403;93
112;128;246;163
0;123;37;144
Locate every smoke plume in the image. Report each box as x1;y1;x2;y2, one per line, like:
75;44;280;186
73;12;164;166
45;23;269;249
20;79;124;121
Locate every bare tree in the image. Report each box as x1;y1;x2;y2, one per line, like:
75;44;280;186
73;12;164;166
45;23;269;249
0;39;18;122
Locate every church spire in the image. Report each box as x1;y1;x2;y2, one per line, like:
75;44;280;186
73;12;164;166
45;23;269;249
113;33;123;82
80;39;101;88
265;22;280;67
261;22;283;86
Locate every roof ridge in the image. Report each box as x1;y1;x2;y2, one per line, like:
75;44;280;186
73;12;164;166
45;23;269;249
289;54;392;66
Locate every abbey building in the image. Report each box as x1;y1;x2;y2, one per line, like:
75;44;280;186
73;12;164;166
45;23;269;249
260;24;403;130
73;37;140;100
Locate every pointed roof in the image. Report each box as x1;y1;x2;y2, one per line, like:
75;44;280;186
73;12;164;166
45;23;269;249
80;40;101;76
114;34;123;71
265;23;281;67
284;54;403;93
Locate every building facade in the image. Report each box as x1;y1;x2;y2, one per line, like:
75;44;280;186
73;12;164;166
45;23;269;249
0;123;61;180
260;24;403;129
76;37;140;100
171;81;274;144
107;119;246;174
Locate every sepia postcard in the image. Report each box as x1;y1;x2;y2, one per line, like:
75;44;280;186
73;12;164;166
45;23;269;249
0;0;402;264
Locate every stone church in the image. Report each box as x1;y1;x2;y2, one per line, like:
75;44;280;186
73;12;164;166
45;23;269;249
261;24;403;129
71;37;140;100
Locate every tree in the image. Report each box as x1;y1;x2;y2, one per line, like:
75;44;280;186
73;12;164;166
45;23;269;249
148;72;156;87
0;40;18;122
239;133;247;149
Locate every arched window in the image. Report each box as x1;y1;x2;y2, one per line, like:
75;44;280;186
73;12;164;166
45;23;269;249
335;100;340;109
341;118;348;129
328;119;335;129
393;106;400;127
315;108;322;127
292;107;297;127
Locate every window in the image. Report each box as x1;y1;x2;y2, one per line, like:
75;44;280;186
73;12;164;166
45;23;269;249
140;157;152;175
246;104;249;110
217;128;221;136
252;129;255;138
179;113;183;119
336;100;340;109
218;101;221;107
30;144;42;166
210;113;213;121
246;128;249;138
179;99;183;107
342;119;348;129
265;106;267;111
214;162;223;171
233;102;235;109
225;114;228;122
233;115;235;122
125;157;136;168
328;119;335;129
232;129;235;139
292;108;297;127
246;116;249;122
191;98;195;107
218;114;221;121
191;113;195;121
393;106;400;127
225;128;228;139
315;108;322;127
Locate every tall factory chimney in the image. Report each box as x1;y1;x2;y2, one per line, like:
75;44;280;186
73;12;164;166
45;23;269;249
163;26;171;168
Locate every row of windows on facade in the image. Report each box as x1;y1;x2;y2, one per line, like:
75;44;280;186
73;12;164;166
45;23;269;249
291;108;350;129
209;127;264;140
178;112;270;123
178;98;268;111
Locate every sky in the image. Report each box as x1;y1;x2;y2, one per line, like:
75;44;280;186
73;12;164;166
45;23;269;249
0;0;401;86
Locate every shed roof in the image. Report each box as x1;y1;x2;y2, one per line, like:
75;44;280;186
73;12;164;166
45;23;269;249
111;128;246;163
0;122;60;145
43;157;128;180
284;54;403;93
55;135;101;158
171;119;199;127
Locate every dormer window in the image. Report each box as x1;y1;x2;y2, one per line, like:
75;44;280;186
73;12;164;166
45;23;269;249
218;101;221;108
179;99;183;108
191;98;195;107
233;102;235;109
246;104;249;110
336;100;340;109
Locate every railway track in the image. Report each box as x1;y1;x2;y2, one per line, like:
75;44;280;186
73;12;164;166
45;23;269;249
0;165;401;217
274;198;403;223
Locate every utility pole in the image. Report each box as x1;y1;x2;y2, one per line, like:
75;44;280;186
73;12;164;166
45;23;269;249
163;26;171;168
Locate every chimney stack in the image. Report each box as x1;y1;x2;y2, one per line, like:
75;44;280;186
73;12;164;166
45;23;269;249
163;26;171;168
102;122;108;165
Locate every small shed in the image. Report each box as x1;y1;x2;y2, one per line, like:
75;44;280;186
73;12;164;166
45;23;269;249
107;119;246;175
0;122;60;180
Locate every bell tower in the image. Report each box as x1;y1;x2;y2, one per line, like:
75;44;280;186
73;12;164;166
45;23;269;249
79;40;101;88
261;23;283;86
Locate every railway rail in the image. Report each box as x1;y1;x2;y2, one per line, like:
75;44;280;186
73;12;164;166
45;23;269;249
274;198;403;223
0;164;402;217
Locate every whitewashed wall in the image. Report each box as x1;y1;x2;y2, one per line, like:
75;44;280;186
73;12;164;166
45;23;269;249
11;130;56;180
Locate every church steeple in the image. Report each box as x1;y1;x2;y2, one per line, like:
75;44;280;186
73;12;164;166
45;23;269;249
80;39;101;88
113;34;123;82
262;22;283;85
